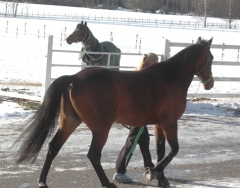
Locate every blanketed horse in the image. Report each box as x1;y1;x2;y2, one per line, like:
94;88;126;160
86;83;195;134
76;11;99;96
14;37;214;188
66;21;121;70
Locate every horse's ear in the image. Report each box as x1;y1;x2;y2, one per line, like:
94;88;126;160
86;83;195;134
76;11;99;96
81;21;83;25
197;37;202;43
208;37;213;46
84;22;87;26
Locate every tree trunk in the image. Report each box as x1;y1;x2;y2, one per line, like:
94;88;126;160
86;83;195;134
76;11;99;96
228;0;232;29
204;0;207;27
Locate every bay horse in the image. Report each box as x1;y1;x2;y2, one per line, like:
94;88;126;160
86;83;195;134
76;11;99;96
14;37;214;188
66;21;121;70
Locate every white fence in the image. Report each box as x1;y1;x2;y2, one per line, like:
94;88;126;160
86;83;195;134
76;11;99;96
42;36;240;99
1;35;239;101
42;35;163;96
1;13;240;32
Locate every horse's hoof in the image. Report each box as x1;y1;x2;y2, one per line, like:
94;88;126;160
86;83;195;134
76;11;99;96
106;183;117;188
143;167;155;181
158;177;170;188
143;167;162;181
38;182;48;188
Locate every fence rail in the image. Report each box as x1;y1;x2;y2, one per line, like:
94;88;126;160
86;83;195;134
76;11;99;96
42;35;163;95
1;35;239;101
1;13;239;32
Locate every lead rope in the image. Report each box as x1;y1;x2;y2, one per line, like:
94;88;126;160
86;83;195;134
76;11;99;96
190;81;201;102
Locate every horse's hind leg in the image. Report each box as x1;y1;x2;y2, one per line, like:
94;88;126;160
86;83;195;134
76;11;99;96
87;127;116;188
154;125;166;163
38;124;80;187
38;95;81;188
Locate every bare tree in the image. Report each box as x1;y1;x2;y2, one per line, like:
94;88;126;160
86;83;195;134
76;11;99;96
192;0;209;27
226;0;240;29
203;0;207;27
0;0;9;16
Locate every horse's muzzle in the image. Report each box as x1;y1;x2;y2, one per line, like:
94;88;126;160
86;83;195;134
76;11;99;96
66;36;74;45
203;77;214;90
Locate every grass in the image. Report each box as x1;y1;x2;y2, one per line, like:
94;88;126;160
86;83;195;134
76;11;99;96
0;82;42;87
0;81;41;110
0;96;41;110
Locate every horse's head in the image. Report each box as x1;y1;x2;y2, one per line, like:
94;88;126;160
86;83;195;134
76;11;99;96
195;37;214;90
66;21;88;44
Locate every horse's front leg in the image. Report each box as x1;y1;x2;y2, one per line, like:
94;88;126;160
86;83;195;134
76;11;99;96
144;124;166;180
88;130;117;188
144;122;179;188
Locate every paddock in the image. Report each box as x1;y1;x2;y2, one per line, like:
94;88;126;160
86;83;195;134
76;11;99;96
0;101;239;187
0;5;240;188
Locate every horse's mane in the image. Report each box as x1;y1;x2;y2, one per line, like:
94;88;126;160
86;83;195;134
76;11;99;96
141;42;206;81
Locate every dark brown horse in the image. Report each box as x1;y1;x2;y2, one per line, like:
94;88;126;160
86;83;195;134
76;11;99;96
14;37;214;188
66;21;121;70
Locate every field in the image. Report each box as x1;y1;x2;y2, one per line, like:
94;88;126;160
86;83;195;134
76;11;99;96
0;3;240;188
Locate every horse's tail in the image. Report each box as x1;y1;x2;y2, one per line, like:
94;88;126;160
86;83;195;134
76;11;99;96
14;75;76;165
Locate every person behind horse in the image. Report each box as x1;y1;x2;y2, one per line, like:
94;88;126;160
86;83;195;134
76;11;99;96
113;53;165;185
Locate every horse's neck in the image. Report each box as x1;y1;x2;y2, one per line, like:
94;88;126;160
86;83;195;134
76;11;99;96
83;28;90;43
167;48;199;92
81;29;91;61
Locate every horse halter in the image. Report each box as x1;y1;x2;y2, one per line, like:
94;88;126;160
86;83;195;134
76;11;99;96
72;27;88;43
196;44;212;84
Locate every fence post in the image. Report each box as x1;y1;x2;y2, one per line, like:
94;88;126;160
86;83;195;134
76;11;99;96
135;34;138;49
24;23;26;35
222;43;225;58
139;38;141;53
107;54;111;66
110;32;113;41
60;31;63;46
42;35;53;99
6;20;8;33
16;26;18;38
237;49;239;62
44;25;46;39
163;38;170;60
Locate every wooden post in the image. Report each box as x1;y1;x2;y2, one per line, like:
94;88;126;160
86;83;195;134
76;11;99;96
222;43;224;58
16;26;18;38
107;54;111;66
139;38;141;54
163;39;170;60
110;32;113;41
60;31;63;46
6;21;8;33
24;23;26;36
42;35;53;99
44;25;46;39
64;27;67;38
38;28;40;38
135;34;138;49
237;49;239;62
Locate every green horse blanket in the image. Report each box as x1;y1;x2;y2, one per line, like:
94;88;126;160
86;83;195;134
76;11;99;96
79;28;121;70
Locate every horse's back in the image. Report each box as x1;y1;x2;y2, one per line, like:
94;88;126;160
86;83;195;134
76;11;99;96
98;41;121;69
101;41;121;53
70;67;186;126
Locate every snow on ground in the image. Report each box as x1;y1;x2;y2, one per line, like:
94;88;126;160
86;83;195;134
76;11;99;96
0;3;240;188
